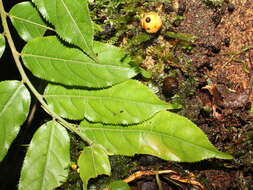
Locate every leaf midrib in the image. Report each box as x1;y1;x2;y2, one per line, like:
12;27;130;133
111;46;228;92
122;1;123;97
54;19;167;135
59;0;90;50
81;127;221;155
44;94;168;107
40;125;55;189
22;53;132;69
0;83;23;117
9;15;54;31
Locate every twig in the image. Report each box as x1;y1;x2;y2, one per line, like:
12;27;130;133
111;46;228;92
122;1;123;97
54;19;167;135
222;46;253;68
170;174;205;190
123;170;177;183
26;101;38;128
123;170;205;190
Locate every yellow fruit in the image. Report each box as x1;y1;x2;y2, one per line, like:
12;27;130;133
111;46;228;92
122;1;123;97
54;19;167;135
141;12;162;33
71;163;78;170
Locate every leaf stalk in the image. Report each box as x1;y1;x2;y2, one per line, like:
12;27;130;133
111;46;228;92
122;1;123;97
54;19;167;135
0;0;91;144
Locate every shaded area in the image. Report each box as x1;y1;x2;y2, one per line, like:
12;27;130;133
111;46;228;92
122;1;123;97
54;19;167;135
0;0;253;190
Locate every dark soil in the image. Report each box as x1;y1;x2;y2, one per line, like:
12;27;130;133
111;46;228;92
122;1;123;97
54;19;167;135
95;0;253;189
171;1;253;189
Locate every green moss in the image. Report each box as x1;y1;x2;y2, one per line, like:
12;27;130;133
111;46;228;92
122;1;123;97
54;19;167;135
165;32;197;42
90;0;201;120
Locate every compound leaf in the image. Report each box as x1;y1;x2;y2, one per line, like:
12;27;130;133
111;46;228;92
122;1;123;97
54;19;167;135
21;36;137;88
9;2;49;41
0;80;30;161
78;144;111;190
18;120;70;190
32;0;94;57
44;80;179;124
80;111;233;162
0;34;5;58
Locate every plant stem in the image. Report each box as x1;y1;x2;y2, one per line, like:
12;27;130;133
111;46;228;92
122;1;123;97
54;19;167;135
0;0;91;144
155;174;164;190
222;46;253;68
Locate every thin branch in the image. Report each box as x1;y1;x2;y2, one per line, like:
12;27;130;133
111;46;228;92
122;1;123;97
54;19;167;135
26;101;38;128
222;46;253;68
0;0;91;144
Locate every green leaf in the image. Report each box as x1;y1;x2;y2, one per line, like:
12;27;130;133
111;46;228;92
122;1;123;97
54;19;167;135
80;111;233;162
139;67;152;79
107;181;131;190
21;36;137;88
78;144;111;190
0;34;5;58
0;80;30;161
32;0;94;57
18;120;70;190
44;80;179;124
9;2;49;41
